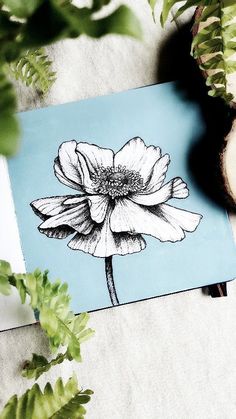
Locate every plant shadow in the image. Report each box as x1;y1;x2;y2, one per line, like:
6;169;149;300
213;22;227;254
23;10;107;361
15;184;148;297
157;20;235;210
157;21;236;296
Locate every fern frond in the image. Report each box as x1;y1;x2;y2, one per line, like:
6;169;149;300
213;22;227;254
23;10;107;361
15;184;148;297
0;375;93;419
9;48;56;95
158;0;236;104
0;261;12;295
0;67;20;156
161;0;236;24
22;312;94;379
192;2;236;103
0;261;95;369
22;353;68;380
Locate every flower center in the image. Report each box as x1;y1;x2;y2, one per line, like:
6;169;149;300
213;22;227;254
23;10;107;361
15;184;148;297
92;165;144;199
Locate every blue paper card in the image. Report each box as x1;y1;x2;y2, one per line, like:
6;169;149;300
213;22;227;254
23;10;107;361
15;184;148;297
8;82;236;313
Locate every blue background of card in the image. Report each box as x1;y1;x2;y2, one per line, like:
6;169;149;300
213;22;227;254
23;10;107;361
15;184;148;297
8;82;236;313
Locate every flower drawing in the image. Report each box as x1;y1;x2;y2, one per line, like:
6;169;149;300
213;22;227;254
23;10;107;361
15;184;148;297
31;137;202;306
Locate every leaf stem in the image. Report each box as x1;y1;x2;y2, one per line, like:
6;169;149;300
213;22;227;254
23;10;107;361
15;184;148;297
105;256;119;306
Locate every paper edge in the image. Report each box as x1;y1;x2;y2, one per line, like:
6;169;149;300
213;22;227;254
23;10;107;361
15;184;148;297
0;156;35;331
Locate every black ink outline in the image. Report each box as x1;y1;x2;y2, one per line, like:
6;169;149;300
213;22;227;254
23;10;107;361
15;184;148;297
30;137;203;306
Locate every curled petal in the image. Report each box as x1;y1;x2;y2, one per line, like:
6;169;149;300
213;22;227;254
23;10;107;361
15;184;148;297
57;141;83;187
144;154;170;193
114;137;161;183
110;198;202;242
68;209;146;257
76;152;97;194
39;225;74;239
130;177;189;206
87;195;109;223
31;195;79;220
63;196;88;205
76;142;114;173
157;203;202;233
54;157;83;191
171;177;189;199
39;201;94;235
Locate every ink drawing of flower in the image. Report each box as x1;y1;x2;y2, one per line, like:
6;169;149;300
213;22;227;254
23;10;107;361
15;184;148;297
31;137;202;306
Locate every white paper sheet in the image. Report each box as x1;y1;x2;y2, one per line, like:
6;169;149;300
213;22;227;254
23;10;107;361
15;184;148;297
0;157;35;330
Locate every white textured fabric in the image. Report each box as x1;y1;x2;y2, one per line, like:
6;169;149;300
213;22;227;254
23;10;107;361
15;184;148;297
1;1;236;418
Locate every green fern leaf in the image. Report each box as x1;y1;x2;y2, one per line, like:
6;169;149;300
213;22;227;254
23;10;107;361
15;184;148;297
161;0;236;24
0;260;12;295
0;67;20;156
20;271;94;359
0;275;11;295
1;0;42;18
148;0;158;21
172;0;203;22
197;4;220;21
0;375;93;419
22;313;94;379
159;0;236;103
22;353;68;380
9;48;56;95
0;260;12;275
0;261;95;371
192;2;236;103
192;20;221;50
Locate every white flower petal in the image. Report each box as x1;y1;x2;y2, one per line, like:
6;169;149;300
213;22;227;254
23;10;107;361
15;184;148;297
54;158;83;191
87;195;109;223
170;177;189;199
76;152;97;194
39;201;94;235
68;209;146;257
31;196;77;220
76;142;114;173
130;177;189;206
110;198;202;242
144;154;170;193
58;141;83;186
114;137;161;183
39;225;74;239
158;203;202;233
63;196;87;205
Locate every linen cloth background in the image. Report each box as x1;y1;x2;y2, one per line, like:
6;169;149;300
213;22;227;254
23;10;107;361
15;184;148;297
1;1;236;418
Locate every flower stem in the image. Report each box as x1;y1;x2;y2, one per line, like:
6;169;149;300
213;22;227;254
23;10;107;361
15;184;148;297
105;256;119;306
